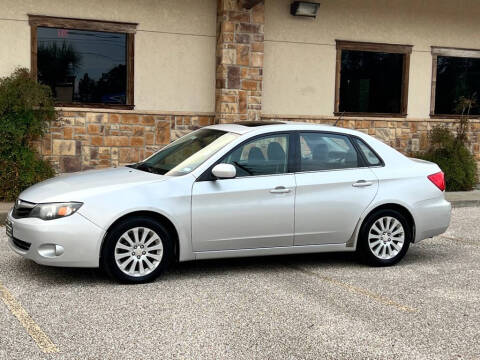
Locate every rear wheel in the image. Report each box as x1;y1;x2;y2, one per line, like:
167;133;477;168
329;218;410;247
101;217;173;283
358;209;411;266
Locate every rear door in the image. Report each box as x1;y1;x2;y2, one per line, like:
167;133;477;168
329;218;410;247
294;132;378;246
192;132;296;252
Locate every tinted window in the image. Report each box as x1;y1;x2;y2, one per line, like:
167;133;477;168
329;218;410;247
222;134;289;177
339;50;404;114
353;138;382;166
37;27;127;104
435;56;480;115
299;133;359;171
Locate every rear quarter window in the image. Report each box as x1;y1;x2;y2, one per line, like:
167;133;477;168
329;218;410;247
353;138;382;166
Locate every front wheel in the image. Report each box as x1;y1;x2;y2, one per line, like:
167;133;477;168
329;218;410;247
101;217;173;283
357;209;411;266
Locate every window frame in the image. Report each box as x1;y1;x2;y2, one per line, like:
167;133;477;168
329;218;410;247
334;40;413;118
28;15;137;109
430;46;480;119
197;132;296;181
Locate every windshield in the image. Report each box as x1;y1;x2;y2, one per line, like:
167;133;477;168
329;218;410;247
130;129;239;176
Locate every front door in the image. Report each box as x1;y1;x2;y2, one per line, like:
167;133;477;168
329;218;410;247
192;133;295;252
294;132;378;245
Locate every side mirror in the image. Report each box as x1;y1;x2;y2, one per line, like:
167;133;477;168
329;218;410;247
211;163;236;179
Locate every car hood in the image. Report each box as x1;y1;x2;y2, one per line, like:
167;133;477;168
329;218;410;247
19;167;168;203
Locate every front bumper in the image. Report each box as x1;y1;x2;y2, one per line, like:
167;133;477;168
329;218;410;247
413;197;451;242
6;210;105;268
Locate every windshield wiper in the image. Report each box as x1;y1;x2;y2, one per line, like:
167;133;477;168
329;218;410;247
233;161;253;175
128;162;164;175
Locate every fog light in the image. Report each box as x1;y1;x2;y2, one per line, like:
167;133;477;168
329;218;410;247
38;244;64;258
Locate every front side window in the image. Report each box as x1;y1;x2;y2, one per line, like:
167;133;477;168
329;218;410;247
138;129;239;176
299;132;359;171
336;41;412;116
432;48;480;116
222;134;289;177
29;16;136;108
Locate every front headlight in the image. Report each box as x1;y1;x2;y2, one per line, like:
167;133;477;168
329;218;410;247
30;202;83;221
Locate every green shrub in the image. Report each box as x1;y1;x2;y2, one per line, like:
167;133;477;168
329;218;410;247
415;126;478;192
0;68;56;201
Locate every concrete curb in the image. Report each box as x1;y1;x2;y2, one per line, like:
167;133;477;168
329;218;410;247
0;203;13;226
1;194;479;226
1;212;8;226
449;200;480;208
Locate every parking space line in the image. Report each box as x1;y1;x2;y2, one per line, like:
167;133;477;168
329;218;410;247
0;281;59;354
289;265;416;313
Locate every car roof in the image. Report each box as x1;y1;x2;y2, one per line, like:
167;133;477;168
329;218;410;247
204;121;362;136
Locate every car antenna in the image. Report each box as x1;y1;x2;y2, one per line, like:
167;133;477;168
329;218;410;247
334;111;345;126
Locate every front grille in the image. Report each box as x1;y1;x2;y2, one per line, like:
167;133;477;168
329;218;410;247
12;199;36;219
12;237;32;251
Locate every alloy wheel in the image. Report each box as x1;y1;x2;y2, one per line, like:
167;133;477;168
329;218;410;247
367;216;405;260
114;227;164;277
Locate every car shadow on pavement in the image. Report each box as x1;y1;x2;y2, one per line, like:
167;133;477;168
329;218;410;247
7;243;450;285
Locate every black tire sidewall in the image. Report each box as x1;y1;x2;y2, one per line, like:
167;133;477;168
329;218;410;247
101;217;173;283
358;209;411;266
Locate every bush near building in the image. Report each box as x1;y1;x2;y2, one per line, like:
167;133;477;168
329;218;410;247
415;96;478;191
0;68;55;201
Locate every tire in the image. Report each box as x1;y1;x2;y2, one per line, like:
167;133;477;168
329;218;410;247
357;209;411;266
101;216;173;283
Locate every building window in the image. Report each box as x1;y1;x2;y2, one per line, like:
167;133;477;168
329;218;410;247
431;47;480;117
335;41;412;117
29;15;136;109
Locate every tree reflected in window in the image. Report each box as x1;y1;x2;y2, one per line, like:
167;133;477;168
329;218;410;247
435;56;480;115
339;50;404;114
37;27;127;105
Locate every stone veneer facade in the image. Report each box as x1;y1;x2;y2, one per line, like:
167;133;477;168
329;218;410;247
36;110;480;174
33;111;215;173
264;116;480;164
215;0;264;123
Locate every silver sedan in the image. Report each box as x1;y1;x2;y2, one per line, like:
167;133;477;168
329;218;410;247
6;122;451;283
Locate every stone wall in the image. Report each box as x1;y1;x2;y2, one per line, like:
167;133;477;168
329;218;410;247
37;110;480;174
215;0;264;123
263;115;480;165
33;110;215;173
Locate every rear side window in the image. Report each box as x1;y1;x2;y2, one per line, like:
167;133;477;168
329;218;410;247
299;132;359;171
353;138;382;166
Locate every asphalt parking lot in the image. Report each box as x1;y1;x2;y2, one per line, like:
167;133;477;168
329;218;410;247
1;208;479;360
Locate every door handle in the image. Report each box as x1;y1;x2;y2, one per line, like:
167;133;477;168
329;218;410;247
270;186;291;194
352;180;373;187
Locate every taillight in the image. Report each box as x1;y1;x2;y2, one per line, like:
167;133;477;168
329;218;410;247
428;172;445;192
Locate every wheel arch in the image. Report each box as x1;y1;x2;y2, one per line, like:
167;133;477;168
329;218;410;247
100;210;180;263
359;203;416;244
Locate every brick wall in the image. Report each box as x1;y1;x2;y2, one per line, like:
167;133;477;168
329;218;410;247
33;110;215;173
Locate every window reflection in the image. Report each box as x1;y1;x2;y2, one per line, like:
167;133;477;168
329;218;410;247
37;27;127;105
339;50;404;114
435;56;480;115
